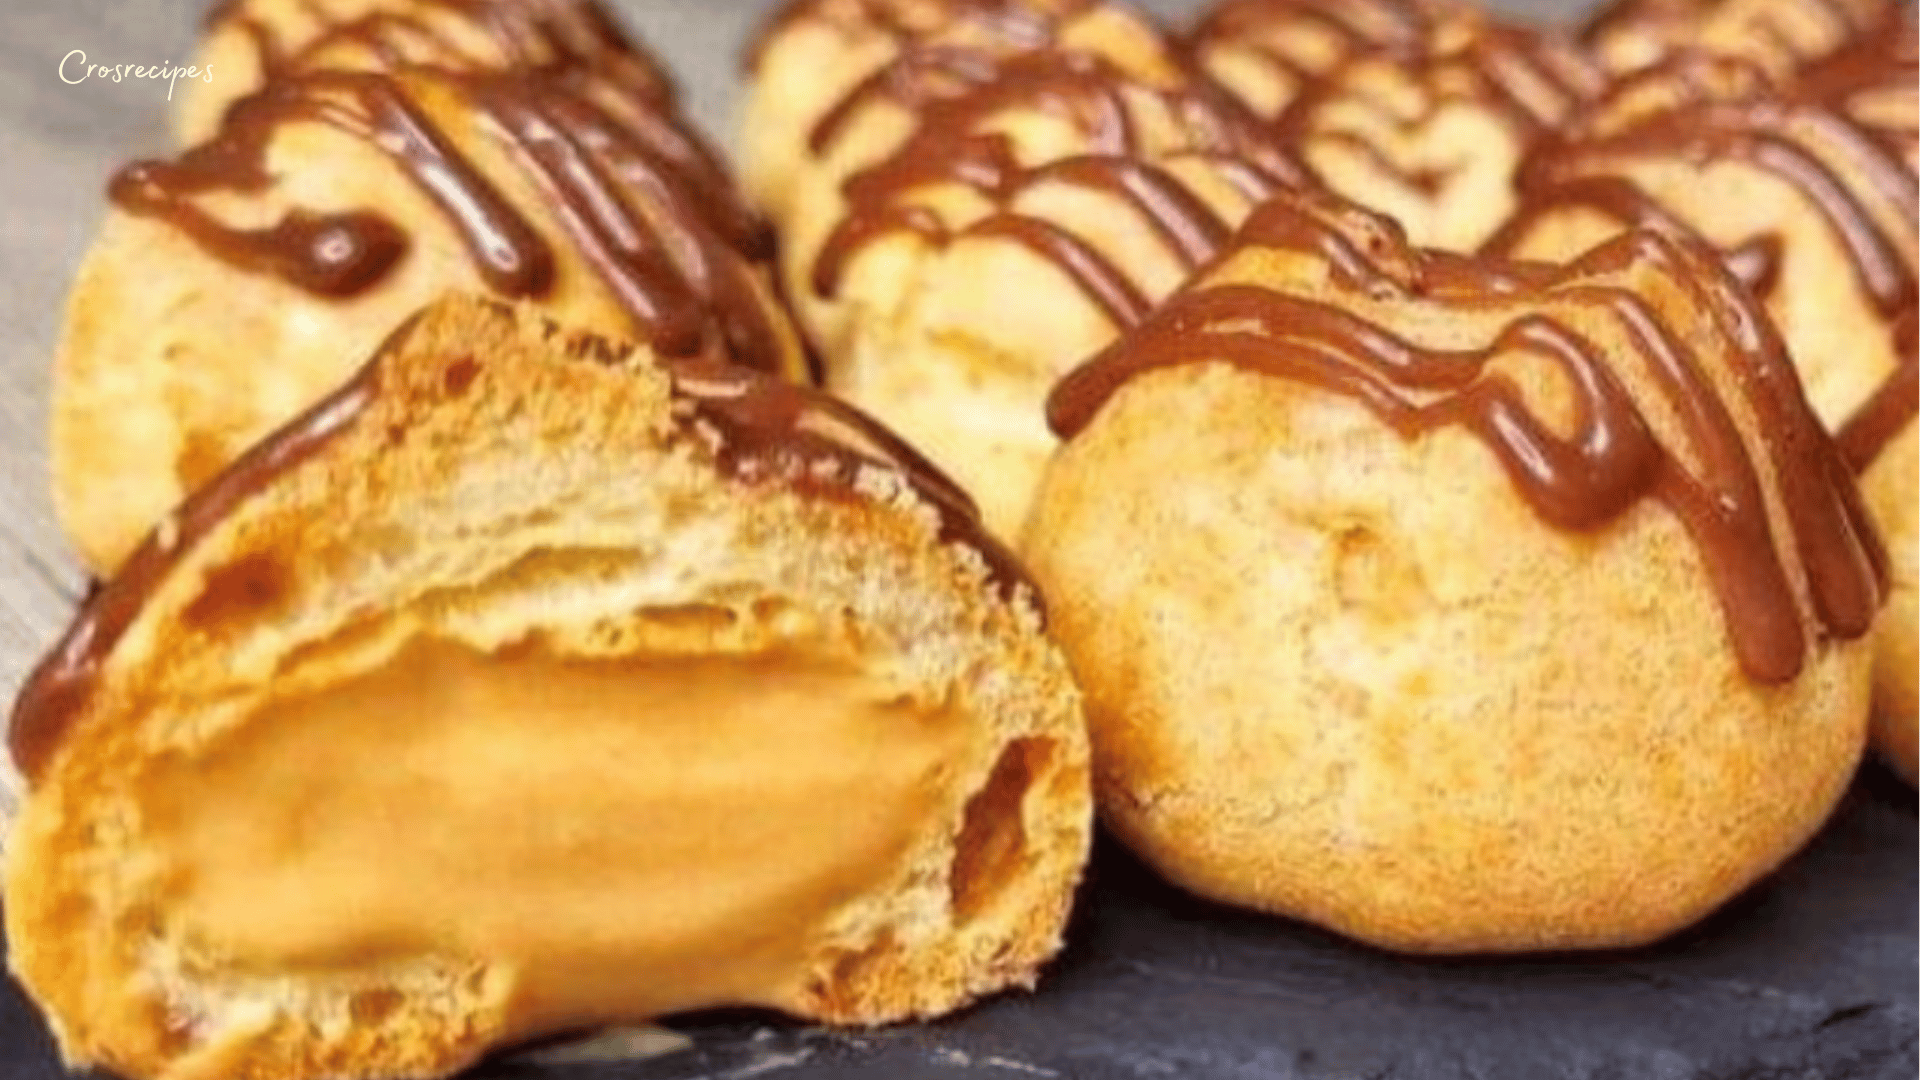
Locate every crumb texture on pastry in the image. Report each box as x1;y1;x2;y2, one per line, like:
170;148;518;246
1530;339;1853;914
1024;192;1880;953
55;0;804;576
10;296;1091;1080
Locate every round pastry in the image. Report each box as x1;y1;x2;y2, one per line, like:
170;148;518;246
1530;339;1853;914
1489;33;1917;781
1190;0;1602;251
54;0;806;576
175;0;674;146
1023;192;1883;953
8;294;1090;1080
1582;0;1895;77
741;0;1300;537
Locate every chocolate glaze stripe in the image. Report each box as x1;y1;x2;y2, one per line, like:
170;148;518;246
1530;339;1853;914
1498;73;1918;307
1189;0;1433;91
744;0;1091;74
118;1;790;374
1492;42;1917;469
800;28;1300;330
1049;201;1883;684
7;314;397;783
9;302;1035;784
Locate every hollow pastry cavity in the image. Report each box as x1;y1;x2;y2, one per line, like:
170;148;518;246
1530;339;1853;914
741;0;1301;537
1490;31;1916;781
1191;0;1602;250
8;295;1091;1080
1023;192;1881;953
54;0;805;575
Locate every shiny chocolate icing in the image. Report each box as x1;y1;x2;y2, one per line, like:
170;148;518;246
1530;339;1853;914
1049;195;1885;685
10;300;1032;782
1191;0;1603;205
1488;30;1917;469
762;0;1303;330
113;0;791;374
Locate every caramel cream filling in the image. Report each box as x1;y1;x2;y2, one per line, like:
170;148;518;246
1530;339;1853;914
141;635;970;1035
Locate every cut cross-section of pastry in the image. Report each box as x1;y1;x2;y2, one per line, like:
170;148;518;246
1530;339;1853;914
1025;192;1883;953
1191;0;1604;251
9;295;1090;1080
741;0;1302;538
54;0;806;577
1489;31;1917;781
1582;0;1896;77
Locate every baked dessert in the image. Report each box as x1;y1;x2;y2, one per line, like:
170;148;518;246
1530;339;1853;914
8;294;1091;1080
741;0;1302;537
1489;34;1916;780
1191;0;1603;250
175;0;674;146
1023;192;1884;953
54;0;806;576
1582;0;1895;77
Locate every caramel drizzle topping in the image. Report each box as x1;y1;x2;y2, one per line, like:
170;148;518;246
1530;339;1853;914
10;304;1033;783
793;5;1302;330
1050;198;1885;684
113;0;791;373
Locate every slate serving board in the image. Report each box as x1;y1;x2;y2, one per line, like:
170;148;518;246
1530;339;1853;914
0;0;1913;1077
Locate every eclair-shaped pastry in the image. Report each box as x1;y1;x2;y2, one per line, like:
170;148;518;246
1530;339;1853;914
1489;36;1917;781
1190;0;1603;251
8;295;1090;1080
55;0;805;576
1582;0;1895;77
1024;192;1883;953
741;0;1302;537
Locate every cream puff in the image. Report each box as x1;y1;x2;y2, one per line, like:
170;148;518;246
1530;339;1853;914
1489;33;1916;781
176;0;675;146
55;0;805;576
1582;0;1896;77
9;294;1091;1080
741;0;1301;537
1023;191;1883;953
1191;0;1603;251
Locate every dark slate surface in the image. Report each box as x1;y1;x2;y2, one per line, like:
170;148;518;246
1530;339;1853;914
2;772;1911;1080
0;0;1914;1078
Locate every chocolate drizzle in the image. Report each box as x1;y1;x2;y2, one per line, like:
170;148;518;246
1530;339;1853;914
1191;0;1602;248
1582;0;1894;75
1049;197;1885;684
9;299;1032;783
1492;37;1918;468
114;0;792;373
785;2;1301;331
665;358;1034;602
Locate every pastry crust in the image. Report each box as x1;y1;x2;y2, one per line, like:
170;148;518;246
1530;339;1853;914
175;0;676;146
55;0;805;576
1490;33;1917;782
9;295;1091;1080
1022;193;1881;953
1582;0;1896;77
1191;0;1603;250
741;0;1298;537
